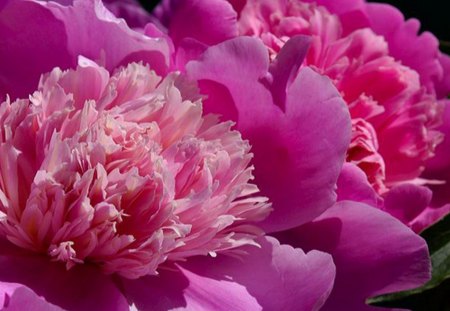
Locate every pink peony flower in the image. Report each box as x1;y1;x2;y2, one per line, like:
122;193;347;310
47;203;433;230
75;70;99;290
0;0;434;310
152;0;433;308
1;57;273;279
1;1;342;309
185;34;431;311
234;0;445;195
0;54;338;310
153;0;450;233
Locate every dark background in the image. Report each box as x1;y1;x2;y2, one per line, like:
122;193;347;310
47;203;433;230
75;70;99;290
371;0;449;42
140;0;449;43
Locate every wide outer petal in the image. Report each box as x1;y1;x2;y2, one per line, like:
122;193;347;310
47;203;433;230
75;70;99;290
1;282;63;311
122;236;335;311
365;3;447;96
153;0;238;46
382;184;432;229
410;204;450;233
277;201;431;311
103;0;153;29
0;0;72;100
187;37;351;232
336;163;379;207
0;0;171;100
0;239;129;311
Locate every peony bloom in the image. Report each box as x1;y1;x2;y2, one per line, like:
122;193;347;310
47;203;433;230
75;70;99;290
153;0;433;309
152;0;450;231
185;35;431;311
0;53;338;311
233;0;446;196
0;0;434;310
1;1;343;309
1;58;273;278
163;0;450;232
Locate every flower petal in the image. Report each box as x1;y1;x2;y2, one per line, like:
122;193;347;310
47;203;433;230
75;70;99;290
268;35;311;110
1;282;63;311
48;0;171;73
365;3;445;95
0;0;72;100
153;0;238;46
103;0;153;29
383;184;432;229
0;0;171;100
187;37;351;232
336;163;379;207
410;204;450;233
277;201;431;310
0;240;129;311
122;237;335;311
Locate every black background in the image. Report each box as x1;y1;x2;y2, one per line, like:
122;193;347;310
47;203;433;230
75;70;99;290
139;0;449;43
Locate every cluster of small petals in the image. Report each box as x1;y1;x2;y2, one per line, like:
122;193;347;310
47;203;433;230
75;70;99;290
0;59;270;279
237;0;443;193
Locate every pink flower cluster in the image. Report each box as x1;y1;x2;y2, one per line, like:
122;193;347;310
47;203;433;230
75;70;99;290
0;0;449;310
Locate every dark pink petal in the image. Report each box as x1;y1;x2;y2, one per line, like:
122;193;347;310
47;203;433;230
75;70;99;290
277;201;431;310
153;0;238;46
424;100;450;207
337;163;379;207
0;240;129;311
103;0;153;29
187;37;351;232
303;0;365;15
48;0;171;73
425;99;450;170
410;204;450;233
0;0;72;100
1;283;63;311
365;3;446;96
436;53;450;98
383;184;432;227
122;237;335;311
227;0;246;16
0;0;171;100
268;35;311;110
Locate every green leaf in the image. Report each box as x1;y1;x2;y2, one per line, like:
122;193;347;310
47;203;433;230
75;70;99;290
368;214;450;310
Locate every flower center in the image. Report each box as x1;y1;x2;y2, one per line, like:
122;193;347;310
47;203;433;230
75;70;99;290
0;59;271;279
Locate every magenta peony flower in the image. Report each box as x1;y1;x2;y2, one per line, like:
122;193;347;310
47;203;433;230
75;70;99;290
1;57;274;278
152;0;433;308
234;0;445;195
185;35;431;310
158;0;450;232
1;1;343;309
0;51;336;311
0;0;433;310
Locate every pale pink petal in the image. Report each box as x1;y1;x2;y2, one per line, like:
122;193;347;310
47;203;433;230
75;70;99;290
122;237;336;311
